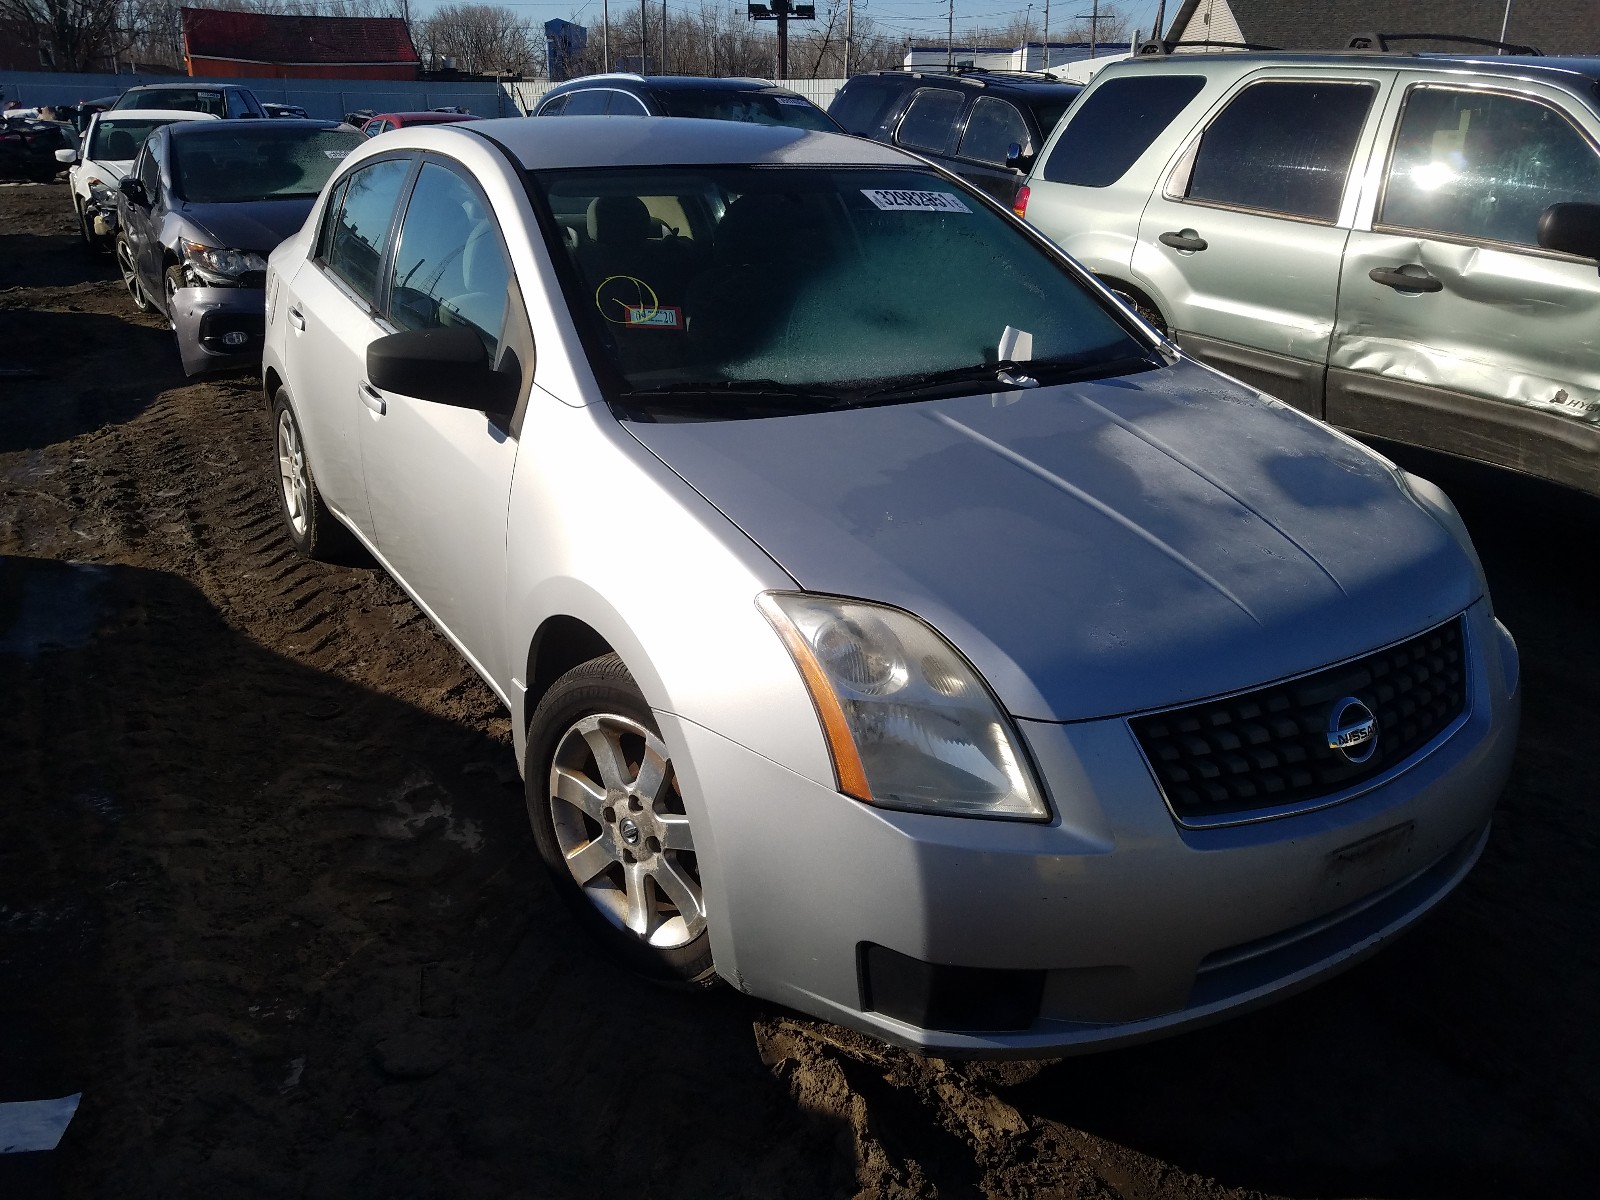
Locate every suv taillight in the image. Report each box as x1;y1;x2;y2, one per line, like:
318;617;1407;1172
1012;185;1030;220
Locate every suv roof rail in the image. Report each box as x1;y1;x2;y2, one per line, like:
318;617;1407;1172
1345;31;1543;55
1134;38;1284;55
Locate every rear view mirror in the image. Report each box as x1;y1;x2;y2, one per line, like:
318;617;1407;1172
1005;142;1034;173
118;176;147;205
55;147;77;164
1538;202;1600;271
367;326;519;415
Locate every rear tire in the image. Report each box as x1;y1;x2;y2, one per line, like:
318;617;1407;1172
526;654;716;987
116;237;155;313
272;389;356;562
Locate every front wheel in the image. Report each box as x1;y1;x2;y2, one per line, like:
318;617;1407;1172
1107;285;1172;341
526;654;715;986
115;237;155;312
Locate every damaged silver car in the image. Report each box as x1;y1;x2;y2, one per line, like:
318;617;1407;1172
115;118;361;375
1018;48;1600;497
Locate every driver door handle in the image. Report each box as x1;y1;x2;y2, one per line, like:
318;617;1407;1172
358;381;386;416
287;307;305;331
1159;230;1208;252
1369;266;1443;293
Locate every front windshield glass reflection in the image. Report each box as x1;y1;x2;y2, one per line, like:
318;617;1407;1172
172;127;361;203
531;165;1146;407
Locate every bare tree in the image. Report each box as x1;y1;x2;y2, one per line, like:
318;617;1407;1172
0;0;147;71
416;3;541;76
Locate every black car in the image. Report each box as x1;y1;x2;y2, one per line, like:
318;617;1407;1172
828;69;1082;204
114;118;360;375
534;74;840;131
111;83;267;119
0;115;72;181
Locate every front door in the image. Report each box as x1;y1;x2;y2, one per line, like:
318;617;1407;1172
357;158;529;690
1330;79;1600;490
1131;72;1390;414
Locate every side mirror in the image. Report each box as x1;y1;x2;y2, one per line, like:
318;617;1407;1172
367;326;519;415
1004;141;1034;173
1539;202;1600;272
55;147;77;163
118;176;147;205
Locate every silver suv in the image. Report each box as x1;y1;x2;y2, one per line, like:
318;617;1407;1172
1018;51;1600;497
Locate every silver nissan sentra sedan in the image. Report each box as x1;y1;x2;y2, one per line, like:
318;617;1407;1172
261;116;1520;1057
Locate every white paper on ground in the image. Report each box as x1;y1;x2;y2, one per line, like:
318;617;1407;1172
0;1094;81;1153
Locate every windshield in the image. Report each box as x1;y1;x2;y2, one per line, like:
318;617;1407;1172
532;164;1147;409
120;89;229;117
89;116;181;163
172;127;361;203
652;89;838;131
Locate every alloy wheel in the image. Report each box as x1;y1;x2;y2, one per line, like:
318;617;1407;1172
276;408;309;538
547;713;705;949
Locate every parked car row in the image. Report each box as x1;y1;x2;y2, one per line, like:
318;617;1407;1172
37;48;1600;1059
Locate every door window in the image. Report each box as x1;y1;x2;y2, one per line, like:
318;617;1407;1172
319;157;411;309
561;90;614;116
959;97;1030;166
387;162;511;358
895;89;964;155
1184;80;1377;221
1378;87;1600;249
136;145;160;194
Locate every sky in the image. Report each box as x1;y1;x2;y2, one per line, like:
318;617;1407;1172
404;0;1173;48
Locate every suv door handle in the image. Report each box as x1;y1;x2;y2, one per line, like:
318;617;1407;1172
1368;266;1443;293
287;307;305;331
1159;230;1208;252
358;381;386;415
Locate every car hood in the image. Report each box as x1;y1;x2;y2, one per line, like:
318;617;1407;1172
181;197;315;254
86;156;136;181
624;360;1480;722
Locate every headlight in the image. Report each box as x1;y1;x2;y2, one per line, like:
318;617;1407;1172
87;182;114;207
759;593;1049;821
180;239;268;285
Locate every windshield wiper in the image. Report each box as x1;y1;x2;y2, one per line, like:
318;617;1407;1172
615;379;850;420
847;353;1158;405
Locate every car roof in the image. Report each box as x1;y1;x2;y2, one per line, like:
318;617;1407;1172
858;69;1081;94
123;82;253;93
94;109;221;123
372;111;479;123
166;117;347;137
457;115;919;170
554;74;807;95
1106;50;1600;87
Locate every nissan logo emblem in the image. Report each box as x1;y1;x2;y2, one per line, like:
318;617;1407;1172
1327;696;1379;764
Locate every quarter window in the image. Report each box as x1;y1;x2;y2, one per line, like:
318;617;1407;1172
895;89;964;155
387;163;511;358
1040;74;1205;188
1378;87;1600;249
320;157;411;309
561;90;614;116
960;97;1030;167
137;145;160;194
1184;80;1376;221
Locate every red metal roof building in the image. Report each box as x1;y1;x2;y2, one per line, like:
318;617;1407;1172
180;8;421;80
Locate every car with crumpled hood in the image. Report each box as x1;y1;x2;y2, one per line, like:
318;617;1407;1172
115;118;360;375
260;116;1519;1056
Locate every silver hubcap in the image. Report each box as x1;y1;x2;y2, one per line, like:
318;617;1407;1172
276;409;309;537
548;713;705;948
117;242;138;301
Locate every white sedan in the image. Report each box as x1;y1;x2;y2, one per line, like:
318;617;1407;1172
59;108;216;248
261;117;1519;1056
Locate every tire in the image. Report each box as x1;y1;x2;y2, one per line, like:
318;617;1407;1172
1107;284;1172;340
76;199;95;247
115;237;155;312
525;654;715;987
271;390;355;562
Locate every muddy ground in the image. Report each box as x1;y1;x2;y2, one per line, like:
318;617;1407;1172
1;180;1597;1199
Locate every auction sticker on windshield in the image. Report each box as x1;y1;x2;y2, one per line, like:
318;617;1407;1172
861;189;971;213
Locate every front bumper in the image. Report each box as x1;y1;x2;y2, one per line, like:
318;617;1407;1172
169;286;265;378
665;600;1519;1057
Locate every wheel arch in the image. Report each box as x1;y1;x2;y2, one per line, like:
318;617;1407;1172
1095;273;1172;335
523;614;616;736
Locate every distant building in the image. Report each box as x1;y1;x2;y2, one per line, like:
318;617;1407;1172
545;19;589;83
1164;0;1599;55
904;42;1121;72
180;7;422;80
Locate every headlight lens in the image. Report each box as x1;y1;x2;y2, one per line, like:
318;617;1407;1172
759;593;1049;821
180;239;267;285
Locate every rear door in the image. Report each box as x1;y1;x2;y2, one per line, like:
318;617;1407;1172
949;95;1033;203
1330;76;1600;491
1131;69;1392;414
280;154;415;540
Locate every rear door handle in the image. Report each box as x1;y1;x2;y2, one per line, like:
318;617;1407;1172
358;381;386;415
1368;266;1443;293
1159;230;1208;252
287;307;306;330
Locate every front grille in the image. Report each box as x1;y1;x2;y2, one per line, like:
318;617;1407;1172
1131;617;1467;824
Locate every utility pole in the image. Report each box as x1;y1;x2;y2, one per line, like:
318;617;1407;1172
603;0;611;70
845;0;853;77
640;0;647;70
1042;0;1049;71
661;0;667;73
946;0;953;71
778;7;788;79
1075;0;1100;58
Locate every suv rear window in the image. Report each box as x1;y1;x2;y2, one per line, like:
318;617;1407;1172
828;78;904;134
1185;80;1376;222
896;89;965;154
1041;74;1205;187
